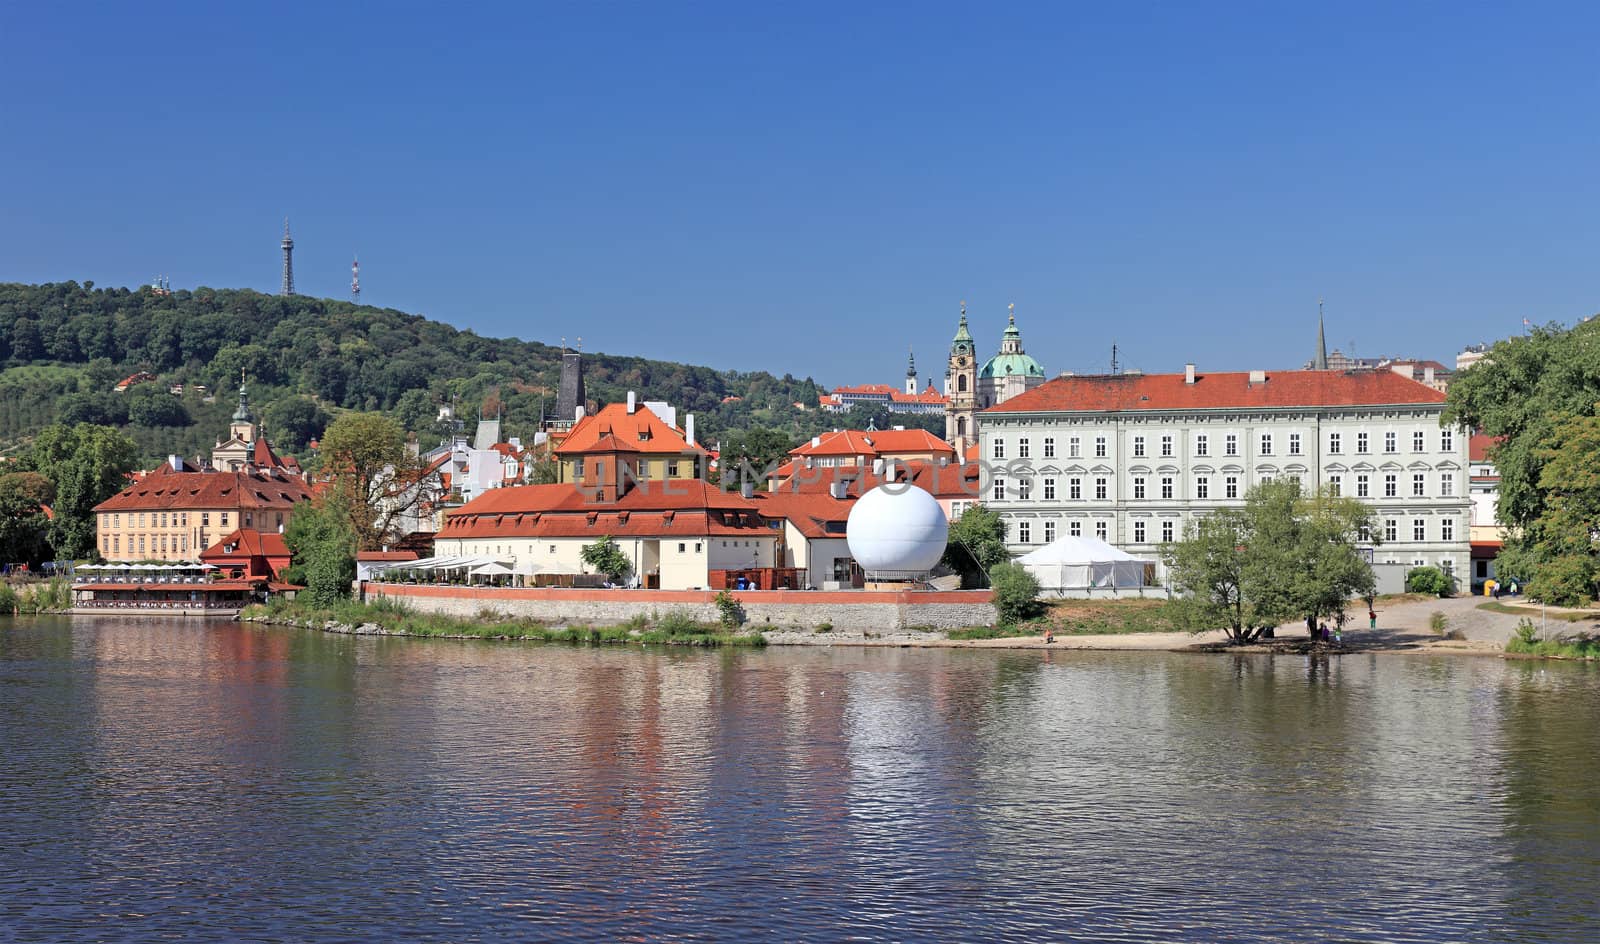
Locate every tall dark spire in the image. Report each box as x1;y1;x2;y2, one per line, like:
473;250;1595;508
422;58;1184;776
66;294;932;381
280;218;295;296
1315;297;1328;370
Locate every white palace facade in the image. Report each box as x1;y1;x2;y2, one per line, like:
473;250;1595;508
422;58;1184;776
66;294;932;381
977;366;1472;579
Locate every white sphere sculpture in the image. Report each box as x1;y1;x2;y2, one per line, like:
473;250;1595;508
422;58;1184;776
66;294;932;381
846;485;948;577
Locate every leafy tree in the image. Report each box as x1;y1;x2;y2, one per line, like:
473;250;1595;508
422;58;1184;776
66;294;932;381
942;503;1010;587
19;423;139;560
283;489;358;607
1163;479;1376;643
263;397;330;453
392;388;436;434
1405;566;1455;597
1517;410;1600;604
527;457;560;484
580;536;632;583
57;391;128;426
989;561;1042;625
318;411;436;549
0;472;55;567
717;426;796;486
126;389;191;427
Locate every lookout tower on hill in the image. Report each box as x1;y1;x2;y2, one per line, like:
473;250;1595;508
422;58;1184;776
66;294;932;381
280;218;295;296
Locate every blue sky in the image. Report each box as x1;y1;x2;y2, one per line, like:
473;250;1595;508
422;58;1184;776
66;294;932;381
3;2;1596;386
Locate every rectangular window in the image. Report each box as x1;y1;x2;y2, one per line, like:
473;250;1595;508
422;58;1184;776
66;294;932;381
1441;429;1454;452
1044;521;1056;543
1018;478;1032;501
1161;435;1173;458
1160;476;1174;500
1069;477;1082;500
1070;520;1082;537
1195;434;1209;457
1359;524;1371;543
666;460;679;477
139;536;146;553
1095;436;1107;458
113;536;120;553
1385;432;1397;453
1225;434;1238;457
1413;431;1426;452
1357;474;1370;498
1018;521;1031;544
1043;437;1056;459
1440;472;1454;497
1095;521;1108;540
1133;436;1146;458
992;478;1006;501
1043;478;1056;501
1288;432;1302;456
1385;474;1397;498
1441;518;1455;541
1260;433;1273;455
1413;473;1426;497
1161;520;1174;542
1225;476;1239;499
1358;432;1369;454
220;513;229;527
992;438;1005;460
695;542;702;553
1329;475;1342;497
1133;476;1146;500
1196;476;1209;499
1018;438;1031;459
1095;477;1108;500
1069;436;1081;458
572;460;583;479
1329;432;1341;454
678;543;686;553
1385;519;1398;542
244;513;253;528
1133;521;1146;543
1414;518;1426;541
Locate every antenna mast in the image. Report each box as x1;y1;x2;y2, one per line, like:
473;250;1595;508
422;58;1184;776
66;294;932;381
351;255;361;303
1111;343;1120;376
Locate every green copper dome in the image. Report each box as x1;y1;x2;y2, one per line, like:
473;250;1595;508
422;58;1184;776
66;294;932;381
979;351;1046;378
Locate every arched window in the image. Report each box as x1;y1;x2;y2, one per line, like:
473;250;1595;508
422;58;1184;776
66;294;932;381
957;417;967;437
957;375;968;393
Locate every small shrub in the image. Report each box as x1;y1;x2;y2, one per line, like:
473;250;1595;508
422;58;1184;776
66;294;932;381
1514;618;1540;645
1428;611;1448;635
815;621;833;634
656;610;705;635
988;562;1042;626
714;590;742;628
0;584;17;614
1407;567;1455;598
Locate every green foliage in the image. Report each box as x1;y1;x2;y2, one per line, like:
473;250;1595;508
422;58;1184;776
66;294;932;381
1514;618;1540;645
1505;632;1600;659
942;503;1009;587
0;584;16;613
14;577;71;613
1162;479;1376;643
714;589;742;627
1406;566;1455;597
0;472;54;567
17;422;139;560
263;397;330;453
0;281;833;459
318;411;431;548
988;561;1042;626
1428;611;1448;634
579;536;632;582
283;491;358;607
528;457;560;484
716;426;798;486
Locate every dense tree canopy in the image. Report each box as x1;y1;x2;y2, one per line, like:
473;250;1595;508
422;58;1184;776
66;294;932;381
317;412;433;550
283;489;359;607
0;472;55;567
16;422;139;560
942;504;1010;588
1445;317;1600;602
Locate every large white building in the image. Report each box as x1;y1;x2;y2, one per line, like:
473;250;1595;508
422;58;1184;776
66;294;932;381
977;367;1472;579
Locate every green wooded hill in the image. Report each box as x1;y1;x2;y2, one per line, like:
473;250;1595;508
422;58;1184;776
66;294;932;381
0;281;938;463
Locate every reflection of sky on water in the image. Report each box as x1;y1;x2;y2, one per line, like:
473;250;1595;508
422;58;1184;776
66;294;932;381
0;617;1596;942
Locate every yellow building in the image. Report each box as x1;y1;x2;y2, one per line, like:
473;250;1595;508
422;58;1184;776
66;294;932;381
554;397;708;498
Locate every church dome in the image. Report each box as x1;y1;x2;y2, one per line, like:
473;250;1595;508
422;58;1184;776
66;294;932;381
980;352;1046;379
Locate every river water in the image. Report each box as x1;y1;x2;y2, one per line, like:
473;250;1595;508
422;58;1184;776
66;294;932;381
1;616;1596;943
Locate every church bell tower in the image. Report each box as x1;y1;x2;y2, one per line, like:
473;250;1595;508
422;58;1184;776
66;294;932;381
945;302;978;455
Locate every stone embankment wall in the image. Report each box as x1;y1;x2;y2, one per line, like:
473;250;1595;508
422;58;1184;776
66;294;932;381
365;584;997;632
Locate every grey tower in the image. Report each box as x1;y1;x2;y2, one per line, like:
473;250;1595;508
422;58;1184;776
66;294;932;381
280;218;295;296
1314;297;1328;370
556;350;586;424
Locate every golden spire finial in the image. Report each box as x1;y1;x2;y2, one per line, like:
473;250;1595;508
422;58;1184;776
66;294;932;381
1008;302;1015;324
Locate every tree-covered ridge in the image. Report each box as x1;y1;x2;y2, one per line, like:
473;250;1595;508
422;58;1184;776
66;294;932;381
0;280;915;461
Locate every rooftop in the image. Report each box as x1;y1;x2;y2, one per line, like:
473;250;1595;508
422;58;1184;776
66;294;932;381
986;369;1448;414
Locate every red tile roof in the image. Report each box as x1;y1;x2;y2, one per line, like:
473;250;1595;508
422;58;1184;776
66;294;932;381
986;369;1448;414
746;491;852;539
555;403;705;457
1469;432;1503;463
95;469;313;513
199;528;291;562
357;550;421;562
780;459;981;501
790;428;955;459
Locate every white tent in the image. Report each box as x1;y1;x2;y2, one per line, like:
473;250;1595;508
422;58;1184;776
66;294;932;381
1016;536;1149;592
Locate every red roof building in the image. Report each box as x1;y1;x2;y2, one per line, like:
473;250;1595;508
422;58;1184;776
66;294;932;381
199;529;294;581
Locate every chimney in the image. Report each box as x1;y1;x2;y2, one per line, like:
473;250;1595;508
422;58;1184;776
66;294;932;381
626;391;637;414
1184;363;1196;385
1248;370;1267;384
169;454;182;471
829;480;846;499
685;414;696;446
812;435;821;447
1423;366;1435;385
871;458;885;476
1391;364;1415;380
575;405;586;422
740;481;754;500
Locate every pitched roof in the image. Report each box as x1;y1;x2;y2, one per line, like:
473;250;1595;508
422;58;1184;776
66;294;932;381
1469;432;1503;463
95;469;314;513
780;459;981;501
555;402;705;457
356;550;421;562
790;428;956;459
445;479;754;518
199;528;291;562
746;491;852;539
986;369;1448;414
